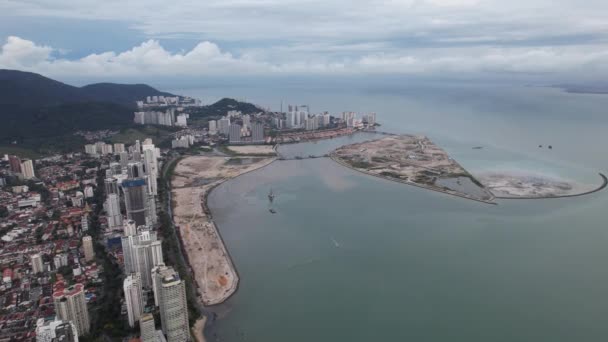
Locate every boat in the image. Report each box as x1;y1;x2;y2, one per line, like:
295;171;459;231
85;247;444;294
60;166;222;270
268;189;275;202
472;146;483;150
269;208;277;214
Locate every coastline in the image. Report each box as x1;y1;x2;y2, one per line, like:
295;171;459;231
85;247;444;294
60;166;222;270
171;155;275;306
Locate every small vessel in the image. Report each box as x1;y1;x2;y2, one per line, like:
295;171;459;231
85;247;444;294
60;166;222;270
472;146;483;150
269;208;277;214
268;189;275;202
331;237;340;248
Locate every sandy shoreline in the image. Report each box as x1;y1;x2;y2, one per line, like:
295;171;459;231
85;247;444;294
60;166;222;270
191;317;207;342
171;155;275;305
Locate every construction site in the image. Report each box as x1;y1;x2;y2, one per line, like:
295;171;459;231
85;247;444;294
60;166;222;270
331;134;495;203
171;155;275;305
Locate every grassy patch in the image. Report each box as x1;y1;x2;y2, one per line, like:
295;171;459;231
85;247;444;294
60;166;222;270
109;126;177;145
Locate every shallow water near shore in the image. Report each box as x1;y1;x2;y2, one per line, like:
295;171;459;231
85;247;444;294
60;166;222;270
191;83;608;341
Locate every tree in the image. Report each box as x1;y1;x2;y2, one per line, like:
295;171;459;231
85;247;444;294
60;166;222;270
0;206;8;218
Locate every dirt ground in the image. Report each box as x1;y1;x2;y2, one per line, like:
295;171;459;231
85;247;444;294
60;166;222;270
477;173;595;198
331;135;494;202
172;155;274;305
227;145;276;155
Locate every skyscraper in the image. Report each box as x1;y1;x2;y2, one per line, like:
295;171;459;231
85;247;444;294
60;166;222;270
8;155;21;173
208;120;217;135
122;178;147;226
82;236;94;262
146;194;157;226
36;319;79;342
151;265;171;307
124;219;137;237
144;149;158;196
139;314;156;342
53;283;90;336
133;230;163;289
105;178;119;196
218;116;230;135
31;253;44;274
20;159;35;179
105;193;123;229
123;228;162;289
120;151;129;168
113;143;126;154
121;235;137;274
251;123;264;143
242;114;251;129
124;273;144;327
229;123;242;144
128;162;145;178
158;267;189;342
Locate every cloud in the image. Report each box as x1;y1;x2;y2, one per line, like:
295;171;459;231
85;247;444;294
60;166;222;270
0;36;52;68
2;36;608;80
3;1;608;83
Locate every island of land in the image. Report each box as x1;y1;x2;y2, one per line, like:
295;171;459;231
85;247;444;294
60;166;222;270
331;134;496;203
171;154;275;305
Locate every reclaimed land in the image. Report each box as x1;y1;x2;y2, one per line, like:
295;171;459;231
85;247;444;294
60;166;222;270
330;134;496;204
484;172;608;199
171;155;275;305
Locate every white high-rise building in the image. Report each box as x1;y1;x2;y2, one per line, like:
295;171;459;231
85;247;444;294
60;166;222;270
229;124;242;144
31;254;44;274
251;123;264;143
124;273;144;327
124;219;137;237
82;236;94;262
152;265;170;307
175;114;188;127
84;144;97;155
53;284;90;336
36;319;79;342
150;240;164;267
81;215;89;232
122;235;137;274
299;111;307;128
120;151;129;168
218;117;230;135
126;229;163;289
242;114;251;129
286;112;294;128
105;193;123;230
322;113;331;126
113;143;126;154
158;267;189;342
144;149;158;196
20;159;35;179
139;314;157;342
208;120;217;135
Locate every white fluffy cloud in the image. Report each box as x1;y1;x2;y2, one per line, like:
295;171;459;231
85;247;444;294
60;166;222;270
0;36;52;68
2;35;608;80
3;0;608;80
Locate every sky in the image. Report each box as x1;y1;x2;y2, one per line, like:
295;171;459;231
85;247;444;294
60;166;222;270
1;0;608;85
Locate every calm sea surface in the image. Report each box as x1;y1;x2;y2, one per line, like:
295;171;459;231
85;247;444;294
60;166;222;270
175;83;608;341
